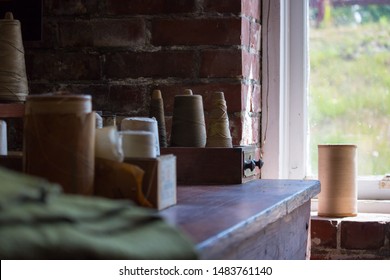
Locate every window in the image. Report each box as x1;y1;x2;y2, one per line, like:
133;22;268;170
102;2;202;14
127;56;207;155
261;0;390;212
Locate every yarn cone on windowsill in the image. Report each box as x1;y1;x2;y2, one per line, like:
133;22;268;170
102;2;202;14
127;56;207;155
206;92;233;148
0;12;29;102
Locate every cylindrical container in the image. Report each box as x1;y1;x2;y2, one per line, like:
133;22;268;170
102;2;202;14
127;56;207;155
170;90;206;147
0;120;7;155
0;12;29;102
121;117;160;156
120;131;156;158
23;94;95;195
318;144;358;217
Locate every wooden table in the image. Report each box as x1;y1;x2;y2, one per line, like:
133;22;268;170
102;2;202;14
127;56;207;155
160;179;320;260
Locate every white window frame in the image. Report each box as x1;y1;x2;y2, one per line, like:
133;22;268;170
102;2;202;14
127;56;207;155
261;0;390;212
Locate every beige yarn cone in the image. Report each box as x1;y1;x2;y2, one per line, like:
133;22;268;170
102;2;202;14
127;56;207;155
206;92;233;147
0;12;29;102
318;144;358;217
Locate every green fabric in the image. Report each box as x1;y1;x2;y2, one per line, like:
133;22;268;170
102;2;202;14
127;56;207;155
0;167;198;260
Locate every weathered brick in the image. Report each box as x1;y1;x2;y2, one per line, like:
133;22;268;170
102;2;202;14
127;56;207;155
203;0;241;14
341;221;386;250
200;49;242;78
25;51;101;81
44;0;99;15
242;0;261;20
105;0;196;15
242;83;261;113
105;51;197;79
229;113;243;146
241;20;261;52
242;50;260;81
311;218;338;249
59;19;146;48
108;85;149;115
152;18;241;46
240;112;260;145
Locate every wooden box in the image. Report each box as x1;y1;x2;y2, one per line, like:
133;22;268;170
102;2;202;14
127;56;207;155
160;146;261;185
124;154;177;210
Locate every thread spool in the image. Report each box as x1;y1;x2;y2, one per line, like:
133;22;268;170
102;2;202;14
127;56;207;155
95;126;124;162
149;89;167;148
206;91;233;148
95;111;103;129
120;131;156;158
0;120;7;155
170;89;207;147
318;144;358;217
0;12;29;102
23;94;95;195
121;117;160;156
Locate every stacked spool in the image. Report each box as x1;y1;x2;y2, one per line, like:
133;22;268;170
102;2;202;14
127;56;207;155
206;91;232;148
0;12;29;102
170;89;206;147
121;117;160;158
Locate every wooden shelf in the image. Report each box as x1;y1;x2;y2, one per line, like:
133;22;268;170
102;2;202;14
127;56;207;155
0;103;25;118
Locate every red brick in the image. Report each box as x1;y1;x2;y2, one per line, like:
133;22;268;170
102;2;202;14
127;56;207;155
242;83;261;113
242;50;260;81
152;18;241;46
105;0;196;15
229;113;243;146
105;51;197;79
248;22;261;52
44;0;98;15
341;221;386;250
311;218;338;249
242;0;261;20
203;0;241;14
59;19;146;48
240;113;260;145
25;51;101;81
200;49;242;78
108;85;149;115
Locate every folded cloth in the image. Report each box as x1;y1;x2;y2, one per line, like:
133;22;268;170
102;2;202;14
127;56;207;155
0;167;197;260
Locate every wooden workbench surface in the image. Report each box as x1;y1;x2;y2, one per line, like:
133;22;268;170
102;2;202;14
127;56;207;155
160;179;320;259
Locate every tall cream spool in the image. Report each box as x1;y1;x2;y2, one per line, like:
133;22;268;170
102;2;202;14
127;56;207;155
149;89;167;148
23;94;95;195
206;91;232;148
0;120;7;155
0;12;29;102
120;117;160;156
318;144;358;217
170;89;207;147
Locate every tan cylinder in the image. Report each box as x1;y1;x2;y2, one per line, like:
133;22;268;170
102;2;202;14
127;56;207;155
318;144;357;217
23;94;95;195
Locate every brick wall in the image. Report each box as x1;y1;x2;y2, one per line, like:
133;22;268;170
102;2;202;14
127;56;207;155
22;0;262;150
311;215;390;259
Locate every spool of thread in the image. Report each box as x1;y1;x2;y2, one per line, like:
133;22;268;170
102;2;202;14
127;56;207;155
23;94;95;195
95;111;103;129
95;126;124;162
318;144;358;217
170;89;207;147
102;114;116;127
120;131;156;158
149;89;167;148
0;12;29;102
0;120;7;155
121;117;160;156
206;91;233;148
